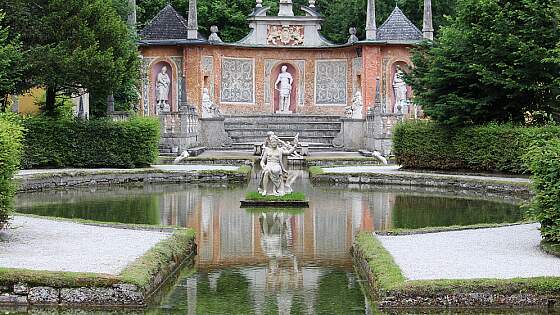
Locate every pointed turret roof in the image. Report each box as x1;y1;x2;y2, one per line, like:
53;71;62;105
377;6;422;41
140;4;204;41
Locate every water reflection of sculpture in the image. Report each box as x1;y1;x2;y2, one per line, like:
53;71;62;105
258;133;299;196
259;211;303;313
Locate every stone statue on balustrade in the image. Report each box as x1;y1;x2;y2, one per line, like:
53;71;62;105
392;69;408;114
201;88;222;118
156;66;171;113
275;65;293;113
345;91;363;119
258;133;299;196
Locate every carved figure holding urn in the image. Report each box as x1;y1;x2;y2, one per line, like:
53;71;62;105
258;134;299;196
345;91;363;119
156;66;171;112
392;68;408;114
274;65;293;113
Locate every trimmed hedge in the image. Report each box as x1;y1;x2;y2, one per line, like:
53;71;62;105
526;139;560;244
393;121;560;174
0;115;24;228
22;117;160;169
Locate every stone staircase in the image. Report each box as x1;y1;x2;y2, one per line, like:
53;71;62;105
223;115;342;151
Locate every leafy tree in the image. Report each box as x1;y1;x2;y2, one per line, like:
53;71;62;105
0;0;139;116
137;0;456;43
0;11;23;111
406;0;560;126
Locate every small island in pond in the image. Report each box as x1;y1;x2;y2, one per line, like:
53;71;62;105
241;192;309;208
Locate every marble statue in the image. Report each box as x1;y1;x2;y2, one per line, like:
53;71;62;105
274;65;293;113
156;66;171;112
258;133;299;196
201;88;221;118
345;91;363;119
392;69;408;114
173;150;190;164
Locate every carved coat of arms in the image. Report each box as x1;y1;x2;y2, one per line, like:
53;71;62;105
267;25;304;46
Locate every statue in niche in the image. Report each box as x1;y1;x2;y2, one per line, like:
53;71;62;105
258;133;299;196
345;91;363;119
392;68;408;114
201;88;221;118
274;65;293;113
156;66;171;113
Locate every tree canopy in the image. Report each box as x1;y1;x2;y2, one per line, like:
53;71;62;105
136;0;456;43
0;11;23;110
406;0;560;126
0;0;139;116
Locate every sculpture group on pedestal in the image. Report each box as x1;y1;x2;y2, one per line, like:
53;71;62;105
275;65;293;113
201;88;222;118
258;132;299;196
156;66;171;113
345;91;363;119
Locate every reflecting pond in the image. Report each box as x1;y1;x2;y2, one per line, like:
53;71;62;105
9;171;528;314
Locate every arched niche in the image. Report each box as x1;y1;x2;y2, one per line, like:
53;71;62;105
149;59;178;115
270;62;300;113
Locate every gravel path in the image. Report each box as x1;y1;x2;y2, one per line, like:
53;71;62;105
0;216;170;275
322;165;530;184
17;165;239;177
377;224;560;280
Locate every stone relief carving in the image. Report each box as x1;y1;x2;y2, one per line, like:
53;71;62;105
170;57;184;108
221;58;254;103
352;57;362;96
267;25;304;46
202;56;215;98
315;60;347;105
141;58;154;115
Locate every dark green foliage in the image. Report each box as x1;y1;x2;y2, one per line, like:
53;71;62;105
22;117;160;169
394;120;560;174
0;0;139;115
0;11;23;110
0;114;23;228
526;139;560;244
137;0;456;43
406;0;560;126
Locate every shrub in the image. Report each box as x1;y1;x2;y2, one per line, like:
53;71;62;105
526;139;560;244
22;117;160;169
394;120;560;174
0;115;24;227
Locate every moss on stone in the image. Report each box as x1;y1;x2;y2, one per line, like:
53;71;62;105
379;221;534;236
308;166;325;177
119;229;196;292
353;231;560;302
542;241;560;258
0;269;120;288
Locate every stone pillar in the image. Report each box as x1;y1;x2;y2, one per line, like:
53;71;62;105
127;0;137;31
198;117;233;148
187;0;198;39
338;118;366;151
278;0;294;17
106;94;115;114
365;0;377;40
422;0;434;40
11;95;18;113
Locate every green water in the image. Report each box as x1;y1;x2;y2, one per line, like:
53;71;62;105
8;171;527;314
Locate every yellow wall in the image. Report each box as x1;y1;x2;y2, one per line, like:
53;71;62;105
13;88;43;114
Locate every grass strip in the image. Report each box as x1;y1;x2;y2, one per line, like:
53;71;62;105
308;166;325;177
120;229;196;292
0;269;120;288
354;232;560;302
245;192;306;202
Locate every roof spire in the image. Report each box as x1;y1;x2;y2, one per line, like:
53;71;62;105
365;0;377;40
127;0;137;32
187;0;198;39
278;0;294;16
422;0;434;40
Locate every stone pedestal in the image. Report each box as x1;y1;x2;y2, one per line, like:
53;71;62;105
333;118;366;151
199;117;233;148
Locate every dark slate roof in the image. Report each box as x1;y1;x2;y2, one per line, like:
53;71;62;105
140;4;204;41
377;6;422;41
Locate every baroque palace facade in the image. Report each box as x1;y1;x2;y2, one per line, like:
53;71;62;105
136;0;434;154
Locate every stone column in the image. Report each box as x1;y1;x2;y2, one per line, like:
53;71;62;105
127;0;137;31
422;0;434;40
106;94;115;114
11;95;18;113
365;0;377;40
187;0;198;39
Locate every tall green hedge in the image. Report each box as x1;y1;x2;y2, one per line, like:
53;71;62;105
0;115;24;227
393;121;560;174
526;139;560;244
22;117;160;169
